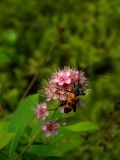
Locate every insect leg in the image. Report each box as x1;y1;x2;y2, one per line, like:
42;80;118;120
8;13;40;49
73;104;76;112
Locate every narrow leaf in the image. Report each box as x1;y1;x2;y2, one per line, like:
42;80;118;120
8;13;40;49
6;94;38;158
0;121;9;133
28;145;60;156
0;133;14;150
64;121;99;132
30;119;42;141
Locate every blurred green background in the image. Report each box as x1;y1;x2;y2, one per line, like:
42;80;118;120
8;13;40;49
0;0;120;159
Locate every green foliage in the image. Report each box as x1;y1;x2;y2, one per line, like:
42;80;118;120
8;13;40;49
0;122;14;150
64;121;99;132
0;0;120;159
6;94;39;158
28;145;60;157
0;133;14;150
0;53;11;63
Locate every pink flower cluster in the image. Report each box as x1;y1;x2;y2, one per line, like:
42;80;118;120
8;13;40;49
35;103;60;137
45;67;87;101
41;121;60;137
34;66;87;137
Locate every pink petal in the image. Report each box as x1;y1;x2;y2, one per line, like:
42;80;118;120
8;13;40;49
54;78;59;83
45;131;51;137
59;81;64;85
66;71;70;77
41;125;47;131
58;72;64;77
60;107;64;113
45;111;49;116
65;78;71;84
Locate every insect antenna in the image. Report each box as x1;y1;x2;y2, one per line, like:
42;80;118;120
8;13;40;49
76;59;81;85
76;58;85;89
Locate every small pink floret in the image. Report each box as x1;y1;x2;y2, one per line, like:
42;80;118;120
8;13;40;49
41;121;60;137
35;103;49;120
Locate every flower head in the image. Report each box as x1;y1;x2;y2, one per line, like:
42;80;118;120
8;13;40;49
45;67;87;101
41;120;60;137
35;103;49;120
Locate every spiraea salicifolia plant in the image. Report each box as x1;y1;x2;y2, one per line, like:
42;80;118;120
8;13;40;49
34;67;87;137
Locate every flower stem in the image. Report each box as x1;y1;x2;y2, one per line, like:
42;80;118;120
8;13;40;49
16;143;31;160
16;134;40;160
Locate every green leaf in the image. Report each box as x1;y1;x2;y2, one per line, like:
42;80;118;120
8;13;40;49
0;53;11;63
28;145;60;157
0;133;14;150
28;129;83;157
53;137;83;154
28;135;83;156
49;128;77;145
0;121;9;133
64;121;99;132
6;94;39;158
0;121;14;150
30;119;42;141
